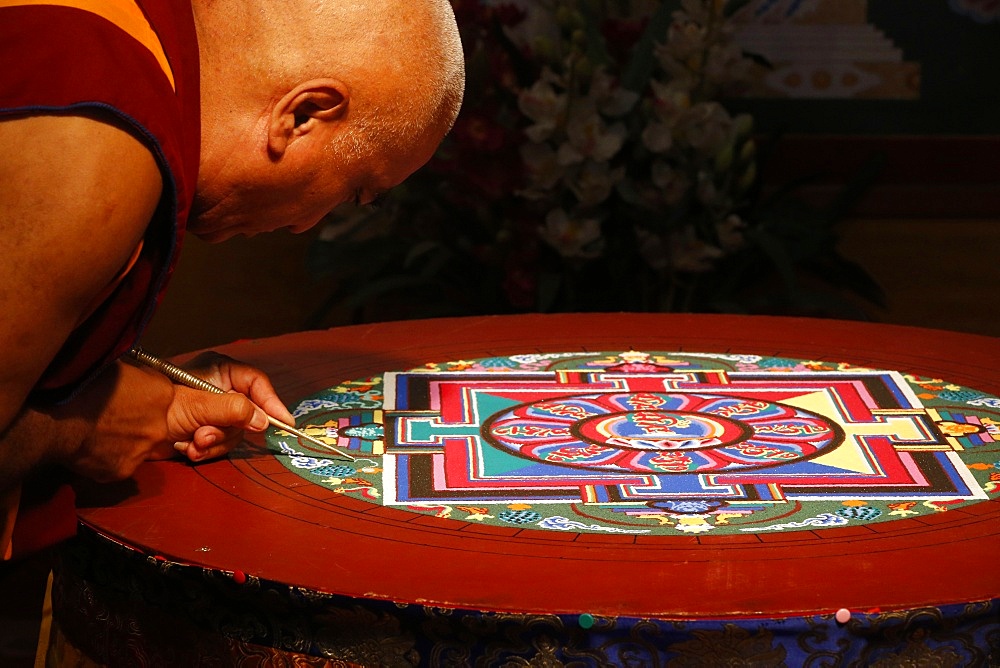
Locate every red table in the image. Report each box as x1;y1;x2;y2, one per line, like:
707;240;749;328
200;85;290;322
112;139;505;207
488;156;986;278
56;314;1000;666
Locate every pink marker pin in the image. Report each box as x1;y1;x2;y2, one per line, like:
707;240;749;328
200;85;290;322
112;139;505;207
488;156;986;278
835;608;852;624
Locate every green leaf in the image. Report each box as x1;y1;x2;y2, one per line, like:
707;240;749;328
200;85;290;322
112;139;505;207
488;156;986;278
403;240;445;269
741;50;773;70
307;236;405;280
340;274;441;312
621;1;680;93
578;2;613;68
748;228;797;293
414;244;458;280
820;152;886;227
536;270;564;312
723;0;754;18
804;252;888;308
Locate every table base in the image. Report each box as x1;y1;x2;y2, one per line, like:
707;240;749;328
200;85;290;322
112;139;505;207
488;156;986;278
52;524;999;667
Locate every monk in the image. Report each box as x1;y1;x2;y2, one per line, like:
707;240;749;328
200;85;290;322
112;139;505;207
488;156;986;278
0;0;465;558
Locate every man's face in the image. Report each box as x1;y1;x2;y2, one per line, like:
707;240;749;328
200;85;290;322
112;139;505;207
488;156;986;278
189;114;447;242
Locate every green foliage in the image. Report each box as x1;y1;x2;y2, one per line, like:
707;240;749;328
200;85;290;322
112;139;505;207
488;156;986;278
621;1;679;92
307;149;886;326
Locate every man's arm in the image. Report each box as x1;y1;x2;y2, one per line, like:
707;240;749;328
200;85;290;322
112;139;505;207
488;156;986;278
0;113;162;486
0;113;298;492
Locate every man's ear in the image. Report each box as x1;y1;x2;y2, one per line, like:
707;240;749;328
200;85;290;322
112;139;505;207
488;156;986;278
267;79;349;159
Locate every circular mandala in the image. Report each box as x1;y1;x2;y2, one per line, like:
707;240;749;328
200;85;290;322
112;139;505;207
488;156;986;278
483;392;840;473
267;351;1000;536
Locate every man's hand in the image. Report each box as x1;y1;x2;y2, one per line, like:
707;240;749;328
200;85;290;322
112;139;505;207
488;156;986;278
43;354;294;483
162;351;295;462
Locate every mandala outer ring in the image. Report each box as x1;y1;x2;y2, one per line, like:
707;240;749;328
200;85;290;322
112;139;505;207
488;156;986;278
265;351;1000;537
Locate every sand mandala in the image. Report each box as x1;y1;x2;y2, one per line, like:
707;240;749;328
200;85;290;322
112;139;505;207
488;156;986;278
266;351;1000;536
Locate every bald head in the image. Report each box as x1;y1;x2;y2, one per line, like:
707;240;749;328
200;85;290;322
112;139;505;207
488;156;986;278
253;0;464;146
190;0;465;239
197;0;463;146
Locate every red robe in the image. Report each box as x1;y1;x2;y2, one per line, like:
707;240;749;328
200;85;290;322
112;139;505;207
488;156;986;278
0;0;201;558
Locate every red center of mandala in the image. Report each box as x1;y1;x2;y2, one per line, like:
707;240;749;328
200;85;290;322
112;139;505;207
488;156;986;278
574;410;746;452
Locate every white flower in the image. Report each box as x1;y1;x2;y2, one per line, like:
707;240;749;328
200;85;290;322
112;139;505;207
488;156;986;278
482;0;560;52
568;160;625;207
653;46;698;90
696;170;718;206
648;80;691;124
675;102;733;156
638;225;724;273
557;102;627;165
716;214;746;252
519;141;565;195
663;11;707;61
641;121;673;153
538;208;604;259
670;225;724;272
635;227;669;270
650;161;690;205
590;68;640;117
704;42;752;87
518;71;567;142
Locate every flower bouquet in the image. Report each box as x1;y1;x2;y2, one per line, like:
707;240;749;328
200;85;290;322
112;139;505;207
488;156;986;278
307;0;883;325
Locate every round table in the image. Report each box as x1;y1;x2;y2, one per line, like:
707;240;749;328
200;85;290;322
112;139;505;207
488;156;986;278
56;314;1000;666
